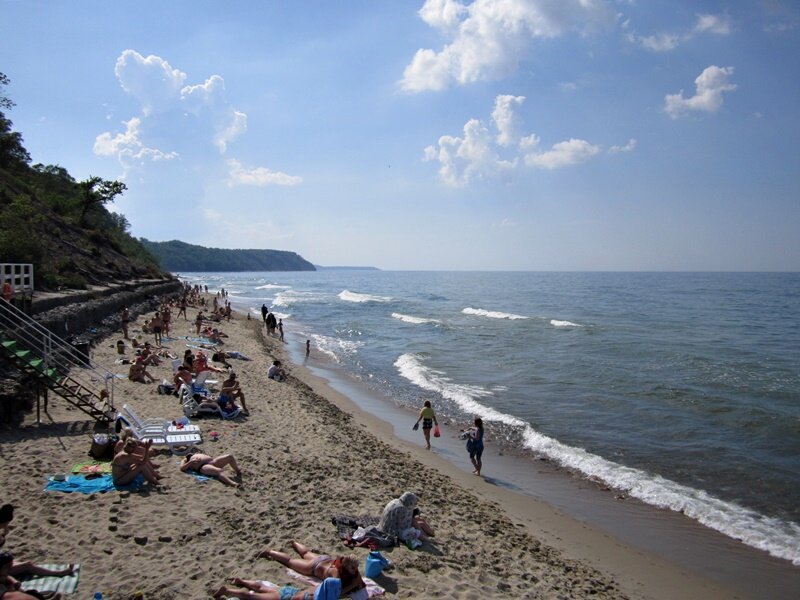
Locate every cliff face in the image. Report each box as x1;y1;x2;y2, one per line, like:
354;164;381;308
140;239;317;272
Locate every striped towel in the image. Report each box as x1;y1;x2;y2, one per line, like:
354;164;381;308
19;564;80;595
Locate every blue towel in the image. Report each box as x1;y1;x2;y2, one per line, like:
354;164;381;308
314;578;342;600
44;474;145;493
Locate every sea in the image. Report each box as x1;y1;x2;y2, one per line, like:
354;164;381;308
180;270;800;567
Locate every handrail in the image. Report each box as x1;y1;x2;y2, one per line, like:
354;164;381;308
0;299;116;410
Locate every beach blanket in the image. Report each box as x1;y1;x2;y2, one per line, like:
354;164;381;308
71;461;113;475
45;474;145;494
19;564;80;595
287;569;385;598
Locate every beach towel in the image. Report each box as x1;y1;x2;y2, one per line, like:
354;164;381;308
19;564;80;595
44;474;145;494
177;460;211;482
71;461;113;475
287;569;385;598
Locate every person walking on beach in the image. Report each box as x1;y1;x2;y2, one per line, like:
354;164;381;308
463;417;485;476
278;318;284;342
120;306;130;340
414;400;439;450
260;303;268;325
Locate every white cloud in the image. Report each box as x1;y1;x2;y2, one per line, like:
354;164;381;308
115;50;186;115
492;94;525;146
425;94;617;184
214;110;248;153
694;13;732;35
401;0;616;92
627;12;732;52
664;66;737;119
424;118;516;186
93;117;178;171
524;138;601;169
609;138;637;153
227;159;303;187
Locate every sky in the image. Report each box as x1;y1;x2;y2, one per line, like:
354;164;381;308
1;0;799;271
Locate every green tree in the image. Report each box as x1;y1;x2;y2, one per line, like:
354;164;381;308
0;72;31;167
77;176;127;225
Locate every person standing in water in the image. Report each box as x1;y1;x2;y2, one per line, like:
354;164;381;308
414;400;439;450
465;418;485;476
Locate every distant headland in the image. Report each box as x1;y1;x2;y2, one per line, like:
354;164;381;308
140;239;315;272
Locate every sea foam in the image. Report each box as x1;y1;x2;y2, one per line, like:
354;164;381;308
395;352;800;566
391;313;441;325
550;319;583;328
339;290;392;303
255;283;291;290
463;307;528;320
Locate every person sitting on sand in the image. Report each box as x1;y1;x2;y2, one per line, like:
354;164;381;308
139;342;161;366
213;577;341;600
219;372;249;415
112;439;161;486
1;551;65;600
378;491;434;544
0;507;77;584
180;453;242;488
128;357;155;384
114;429;163;477
267;360;286;382
174;364;192;389
194;351;225;374
258;542;364;596
0;505;12;535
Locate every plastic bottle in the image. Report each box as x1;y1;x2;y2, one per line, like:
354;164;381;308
93;593;103;600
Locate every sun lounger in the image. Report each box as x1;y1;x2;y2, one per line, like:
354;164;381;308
178;384;241;420
120;403;200;434
115;413;202;455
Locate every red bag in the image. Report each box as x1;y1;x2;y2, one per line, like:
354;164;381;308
433;425;441;438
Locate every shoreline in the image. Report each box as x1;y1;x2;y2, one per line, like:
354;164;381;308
260;307;800;600
0;300;794;598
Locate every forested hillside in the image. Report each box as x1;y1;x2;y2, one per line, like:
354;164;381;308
0;73;166;289
140;239;316;272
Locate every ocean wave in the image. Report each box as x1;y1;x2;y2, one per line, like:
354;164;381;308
273;290;325;307
394;353;524;426
391;313;441;325
255;283;291;290
309;333;365;363
463;307;528;320
518;428;800;566
339;290;392;303
550;319;583;328
395;354;800;565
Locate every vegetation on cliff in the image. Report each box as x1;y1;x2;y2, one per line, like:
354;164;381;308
140;239;316;272
0;73;168;290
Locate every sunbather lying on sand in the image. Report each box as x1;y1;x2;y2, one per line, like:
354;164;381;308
0;514;76;581
180;453;242;488
213;577;341;600
258;541;364;596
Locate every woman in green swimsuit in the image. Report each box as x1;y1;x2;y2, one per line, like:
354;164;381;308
414;400;439;450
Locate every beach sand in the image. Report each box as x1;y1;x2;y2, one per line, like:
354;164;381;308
0;302;742;599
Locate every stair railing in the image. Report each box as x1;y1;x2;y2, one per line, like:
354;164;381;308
0;299;116;416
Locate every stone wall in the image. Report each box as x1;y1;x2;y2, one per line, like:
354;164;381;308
33;280;183;340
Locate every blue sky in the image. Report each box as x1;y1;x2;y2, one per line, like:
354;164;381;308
1;0;798;270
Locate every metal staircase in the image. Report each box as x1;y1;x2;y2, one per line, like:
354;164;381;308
0;299;116;423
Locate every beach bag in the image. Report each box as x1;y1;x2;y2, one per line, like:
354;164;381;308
364;551;389;579
89;433;117;460
433;425;441;438
466;437;476;453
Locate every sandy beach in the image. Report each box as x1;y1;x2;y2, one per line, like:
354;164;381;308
0;300;753;599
